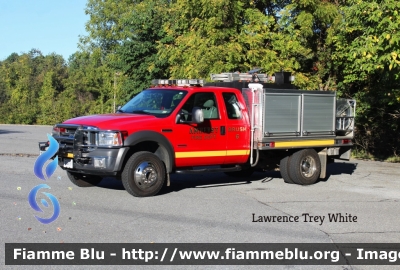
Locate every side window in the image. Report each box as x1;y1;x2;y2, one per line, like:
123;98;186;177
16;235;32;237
180;93;219;120
169;92;186;110
223;93;241;119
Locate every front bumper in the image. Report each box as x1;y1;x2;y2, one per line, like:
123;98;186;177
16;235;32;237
39;126;129;176
57;147;129;176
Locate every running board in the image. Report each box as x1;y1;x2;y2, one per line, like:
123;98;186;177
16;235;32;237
175;165;242;174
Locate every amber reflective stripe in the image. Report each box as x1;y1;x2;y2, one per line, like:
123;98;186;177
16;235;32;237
66;153;74;158
176;150;249;158
176;151;225;158
274;139;335;148
227;150;250;156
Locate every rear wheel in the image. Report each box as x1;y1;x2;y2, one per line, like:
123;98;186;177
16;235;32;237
280;156;295;184
122;151;166;197
67;171;103;187
289;149;321;185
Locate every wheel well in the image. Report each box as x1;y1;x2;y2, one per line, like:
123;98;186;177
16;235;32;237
121;141;172;175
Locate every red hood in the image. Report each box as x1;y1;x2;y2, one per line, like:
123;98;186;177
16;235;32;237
63;113;158;130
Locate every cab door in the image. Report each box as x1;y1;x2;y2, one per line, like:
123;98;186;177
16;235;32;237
172;92;227;167
221;92;251;165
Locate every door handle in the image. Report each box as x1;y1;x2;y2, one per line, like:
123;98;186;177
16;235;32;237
221;126;225;135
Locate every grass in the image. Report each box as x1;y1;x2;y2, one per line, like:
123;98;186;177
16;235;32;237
352;149;400;163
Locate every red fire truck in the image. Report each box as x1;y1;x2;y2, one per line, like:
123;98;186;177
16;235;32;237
40;72;355;197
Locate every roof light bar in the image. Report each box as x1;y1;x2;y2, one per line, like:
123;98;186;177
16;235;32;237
152;79;204;87
187;79;203;86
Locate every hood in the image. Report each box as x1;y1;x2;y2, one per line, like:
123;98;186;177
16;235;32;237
63;113;157;130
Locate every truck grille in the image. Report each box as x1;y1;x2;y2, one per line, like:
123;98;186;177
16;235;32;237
54;124;99;155
82;131;97;146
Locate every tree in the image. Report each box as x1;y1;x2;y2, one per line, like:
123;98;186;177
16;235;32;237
278;0;341;90
37;71;58;125
82;0;171;100
2;51;40;124
113;0;170;98
158;0;249;78
157;0;324;89
81;0;136;54
0;50;68;124
66;49;113;114
328;0;400;157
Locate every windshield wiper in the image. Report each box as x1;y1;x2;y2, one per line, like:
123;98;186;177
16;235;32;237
131;110;152;115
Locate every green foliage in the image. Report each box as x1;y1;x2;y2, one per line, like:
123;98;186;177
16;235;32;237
330;0;400;83
81;0;136;54
0;49;116;125
113;0;171;99
81;0;170;100
279;0;340;90
158;0;338;91
37;71;58;124
0;51;42;124
68;49;115;114
328;0;400;157
158;0;248;78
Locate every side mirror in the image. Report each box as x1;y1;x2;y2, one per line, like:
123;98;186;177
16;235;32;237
175;113;182;123
175;107;204;124
192;107;204;124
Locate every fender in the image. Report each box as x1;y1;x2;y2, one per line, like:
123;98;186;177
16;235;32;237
124;130;175;173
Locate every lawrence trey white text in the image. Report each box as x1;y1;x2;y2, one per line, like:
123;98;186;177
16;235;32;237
252;213;357;226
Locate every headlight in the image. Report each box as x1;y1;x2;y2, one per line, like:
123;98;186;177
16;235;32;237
97;131;123;146
52;125;63;136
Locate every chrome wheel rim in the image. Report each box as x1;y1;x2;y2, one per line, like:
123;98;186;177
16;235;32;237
301;156;316;178
134;161;158;190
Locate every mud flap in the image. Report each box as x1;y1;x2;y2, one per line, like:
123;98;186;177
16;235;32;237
339;148;352;161
318;148;327;179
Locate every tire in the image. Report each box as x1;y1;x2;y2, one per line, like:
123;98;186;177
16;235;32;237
67;171;103;187
289;149;321;185
280;155;295;184
122;151;166;197
224;167;254;178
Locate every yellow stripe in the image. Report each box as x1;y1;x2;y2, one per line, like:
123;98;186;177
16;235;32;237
66;153;74;158
176;150;249;158
227;150;250;156
176;151;226;158
274;139;334;148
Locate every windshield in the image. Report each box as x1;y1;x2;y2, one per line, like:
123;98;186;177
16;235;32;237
119;89;187;117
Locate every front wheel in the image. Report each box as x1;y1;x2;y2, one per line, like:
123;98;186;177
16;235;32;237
67;171;103;187
122;151;166;197
289;149;321;185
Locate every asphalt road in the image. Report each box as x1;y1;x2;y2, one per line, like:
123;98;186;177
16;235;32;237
1;124;399;270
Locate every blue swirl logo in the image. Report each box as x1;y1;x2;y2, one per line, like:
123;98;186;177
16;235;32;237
29;134;60;224
28;184;60;224
34;134;59;181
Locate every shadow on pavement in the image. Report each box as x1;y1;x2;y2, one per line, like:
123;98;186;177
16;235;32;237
0;129;24;134
92;162;358;195
159;171;280;195
327;161;358;176
93;171;279;195
319;161;358;183
96;177;125;190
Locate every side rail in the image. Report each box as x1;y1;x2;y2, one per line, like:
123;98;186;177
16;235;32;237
243;83;264;166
